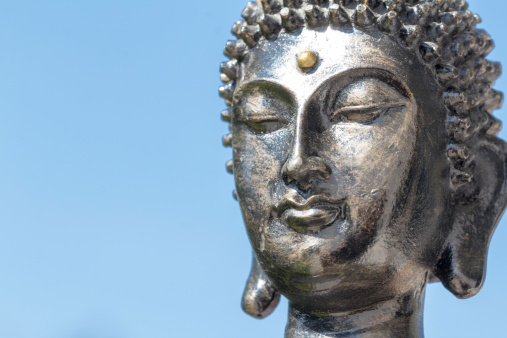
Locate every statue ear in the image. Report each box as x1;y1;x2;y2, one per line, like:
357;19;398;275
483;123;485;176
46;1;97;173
434;135;507;299
242;254;280;319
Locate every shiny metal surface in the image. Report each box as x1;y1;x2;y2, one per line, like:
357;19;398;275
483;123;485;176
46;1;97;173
218;1;506;336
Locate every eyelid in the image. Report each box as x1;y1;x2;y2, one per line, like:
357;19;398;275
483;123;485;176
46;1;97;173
333;102;406;115
241;117;289;135
236;112;285;123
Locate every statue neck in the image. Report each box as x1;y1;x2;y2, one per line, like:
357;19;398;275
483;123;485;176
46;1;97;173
285;283;426;338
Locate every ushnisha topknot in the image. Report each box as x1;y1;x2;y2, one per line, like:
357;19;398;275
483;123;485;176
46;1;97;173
219;0;503;190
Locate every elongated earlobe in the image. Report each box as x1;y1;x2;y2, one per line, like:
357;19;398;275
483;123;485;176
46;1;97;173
242;254;280;318
433;136;507;298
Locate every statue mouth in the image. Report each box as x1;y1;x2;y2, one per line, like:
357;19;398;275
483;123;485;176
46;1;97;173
278;196;344;233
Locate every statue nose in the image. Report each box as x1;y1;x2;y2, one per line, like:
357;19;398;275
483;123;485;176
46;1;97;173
282;154;332;191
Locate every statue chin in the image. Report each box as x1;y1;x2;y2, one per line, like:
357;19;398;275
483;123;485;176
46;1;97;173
219;1;507;337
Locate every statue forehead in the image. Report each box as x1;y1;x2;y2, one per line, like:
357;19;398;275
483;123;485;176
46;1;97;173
238;28;420;97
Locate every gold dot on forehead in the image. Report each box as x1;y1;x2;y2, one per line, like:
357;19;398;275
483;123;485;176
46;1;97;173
297;51;319;71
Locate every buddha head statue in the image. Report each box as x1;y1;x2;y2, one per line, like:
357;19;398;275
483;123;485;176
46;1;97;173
218;0;507;336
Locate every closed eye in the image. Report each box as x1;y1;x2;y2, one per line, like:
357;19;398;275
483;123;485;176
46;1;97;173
241;117;288;134
330;103;406;125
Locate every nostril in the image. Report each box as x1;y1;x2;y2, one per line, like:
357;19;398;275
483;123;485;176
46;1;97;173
282;155;332;190
282;171;294;185
286;181;313;198
282;156;303;185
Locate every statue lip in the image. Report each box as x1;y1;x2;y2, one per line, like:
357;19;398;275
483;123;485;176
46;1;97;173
277;196;344;232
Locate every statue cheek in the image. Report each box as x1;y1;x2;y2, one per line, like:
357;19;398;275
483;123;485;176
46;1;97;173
321;128;398;190
233;138;287;218
319;190;387;266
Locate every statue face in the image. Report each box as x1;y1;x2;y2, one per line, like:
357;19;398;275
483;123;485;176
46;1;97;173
232;28;453;313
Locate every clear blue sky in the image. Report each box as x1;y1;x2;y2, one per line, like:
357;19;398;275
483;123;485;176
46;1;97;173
0;1;505;337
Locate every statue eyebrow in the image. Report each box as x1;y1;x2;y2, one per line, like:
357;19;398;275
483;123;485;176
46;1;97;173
234;80;296;108
370;72;411;100
325;68;413;101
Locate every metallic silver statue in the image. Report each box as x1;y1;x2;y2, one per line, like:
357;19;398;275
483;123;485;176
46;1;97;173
218;0;506;336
